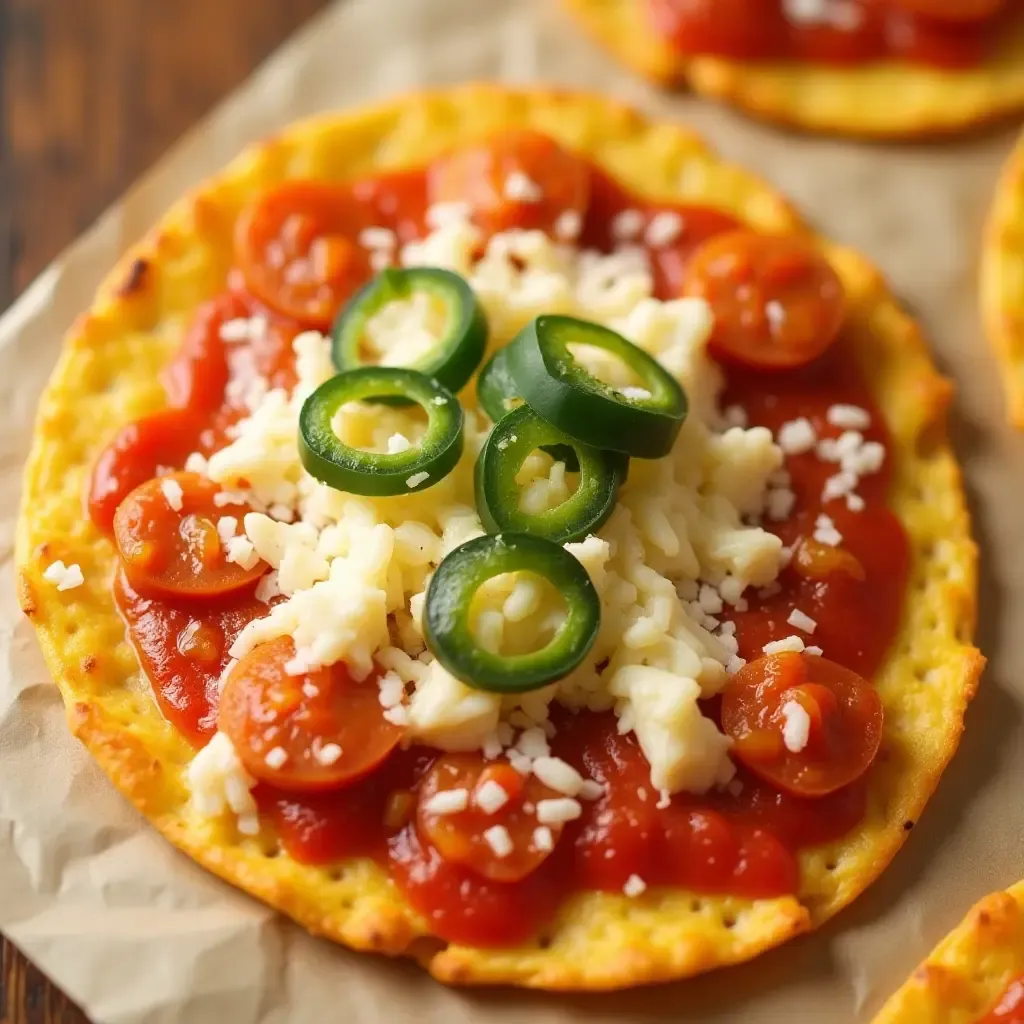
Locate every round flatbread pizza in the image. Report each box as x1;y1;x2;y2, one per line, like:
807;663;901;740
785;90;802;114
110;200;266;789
563;0;1024;137
873;882;1024;1022
16;86;982;990
982;131;1024;428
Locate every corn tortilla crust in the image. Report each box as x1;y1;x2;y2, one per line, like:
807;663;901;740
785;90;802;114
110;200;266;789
562;0;1024;138
15;86;982;989
981;131;1024;428
872;882;1024;1022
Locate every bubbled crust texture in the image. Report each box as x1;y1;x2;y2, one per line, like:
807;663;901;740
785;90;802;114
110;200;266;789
872;882;1024;1023
982;131;1024;428
562;0;1024;137
16;86;982;989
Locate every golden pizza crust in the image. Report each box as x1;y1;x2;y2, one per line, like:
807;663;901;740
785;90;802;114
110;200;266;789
981;130;1024;428
873;881;1024;1023
16;85;982;989
563;0;1024;138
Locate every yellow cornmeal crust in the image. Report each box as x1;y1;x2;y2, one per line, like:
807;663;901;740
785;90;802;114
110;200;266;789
873;882;1024;1022
563;0;1024;138
15;86;983;990
982;131;1024;428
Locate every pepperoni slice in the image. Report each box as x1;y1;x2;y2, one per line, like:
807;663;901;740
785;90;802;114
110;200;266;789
162;291;300;414
235;181;371;327
219;637;403;792
647;207;743;299
113;472;265;599
427;130;590;237
89;409;209;534
683;230;846;370
161;293;238;413
416;754;561;883
721;652;883;798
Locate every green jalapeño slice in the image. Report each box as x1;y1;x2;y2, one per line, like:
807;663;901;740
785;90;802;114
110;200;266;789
299;367;463;496
475;405;627;544
506;314;688;458
330;267;487;401
477;345;522;423
477;346;579;471
424;533;600;694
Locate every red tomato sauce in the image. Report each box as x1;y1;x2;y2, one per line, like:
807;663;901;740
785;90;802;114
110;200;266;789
725;347;909;676
114;572;266;745
647;0;1018;69
89;144;907;948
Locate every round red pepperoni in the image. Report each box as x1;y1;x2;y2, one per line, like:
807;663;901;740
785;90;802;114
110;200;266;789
219;637;403;792
428;130;590;237
235;181;371;327
113;472;265;599
162;291;300;414
416;755;561;883
684;230;846;370
721;652;883;798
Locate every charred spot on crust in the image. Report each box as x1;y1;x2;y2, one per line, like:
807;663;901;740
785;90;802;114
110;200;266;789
17;572;37;616
81;655;98;674
117;258;150;297
903;820;914;830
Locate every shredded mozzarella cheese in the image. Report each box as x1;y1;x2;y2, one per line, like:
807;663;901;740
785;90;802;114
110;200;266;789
181;215;828;835
42;560;84;592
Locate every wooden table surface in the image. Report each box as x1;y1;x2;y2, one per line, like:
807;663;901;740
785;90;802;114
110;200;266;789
0;1;331;1020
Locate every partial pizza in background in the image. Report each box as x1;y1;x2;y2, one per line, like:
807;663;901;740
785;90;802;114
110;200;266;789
982;130;1024;427
16;86;981;989
563;0;1024;136
874;882;1024;1022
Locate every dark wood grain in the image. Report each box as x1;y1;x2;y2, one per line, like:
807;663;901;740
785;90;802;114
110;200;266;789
0;2;331;1020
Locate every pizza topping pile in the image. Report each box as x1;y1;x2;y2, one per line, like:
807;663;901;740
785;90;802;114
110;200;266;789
77;130;907;946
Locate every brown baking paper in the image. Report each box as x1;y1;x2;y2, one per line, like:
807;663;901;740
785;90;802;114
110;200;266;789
1;1;1022;1020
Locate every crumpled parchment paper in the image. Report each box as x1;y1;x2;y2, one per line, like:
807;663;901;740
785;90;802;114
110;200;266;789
1;1;1022;1020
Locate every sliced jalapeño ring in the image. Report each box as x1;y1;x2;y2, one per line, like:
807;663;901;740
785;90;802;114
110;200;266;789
506;314;688;459
424;533;600;694
299;366;463;496
475;405;627;544
331;267;487;402
477;346;579;471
